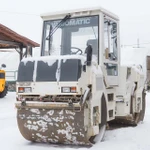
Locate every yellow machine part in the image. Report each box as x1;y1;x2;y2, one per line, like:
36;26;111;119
0;70;6;92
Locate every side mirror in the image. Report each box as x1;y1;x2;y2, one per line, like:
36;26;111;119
85;45;92;66
1;64;6;68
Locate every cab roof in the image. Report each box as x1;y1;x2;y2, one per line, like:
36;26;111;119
41;6;119;21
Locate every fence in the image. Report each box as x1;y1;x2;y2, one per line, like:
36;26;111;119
6;71;17;92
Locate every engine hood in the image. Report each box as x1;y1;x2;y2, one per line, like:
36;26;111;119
17;55;86;82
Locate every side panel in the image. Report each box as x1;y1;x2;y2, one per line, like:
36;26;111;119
115;66;145;117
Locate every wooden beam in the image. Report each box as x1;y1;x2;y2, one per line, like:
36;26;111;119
0;50;15;52
0;40;22;47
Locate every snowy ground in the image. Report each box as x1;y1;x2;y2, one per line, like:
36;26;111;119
0;92;150;150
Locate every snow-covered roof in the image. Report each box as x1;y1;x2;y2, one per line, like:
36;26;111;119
0;24;40;49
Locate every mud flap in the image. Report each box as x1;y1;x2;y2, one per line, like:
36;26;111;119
17;108;91;145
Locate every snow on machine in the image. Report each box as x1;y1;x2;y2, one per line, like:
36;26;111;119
15;7;146;145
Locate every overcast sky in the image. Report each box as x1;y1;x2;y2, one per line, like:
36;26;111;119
0;0;150;53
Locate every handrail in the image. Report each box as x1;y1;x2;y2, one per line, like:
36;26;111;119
5;70;18;81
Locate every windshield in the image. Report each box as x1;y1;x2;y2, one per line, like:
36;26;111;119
41;15;99;56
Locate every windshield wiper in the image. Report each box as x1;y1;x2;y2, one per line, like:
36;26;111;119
46;14;71;55
47;14;71;39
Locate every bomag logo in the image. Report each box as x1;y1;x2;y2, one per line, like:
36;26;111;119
51;18;91;28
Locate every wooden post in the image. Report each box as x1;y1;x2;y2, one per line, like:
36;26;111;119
19;46;23;61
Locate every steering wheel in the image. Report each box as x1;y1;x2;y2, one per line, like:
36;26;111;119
71;47;82;55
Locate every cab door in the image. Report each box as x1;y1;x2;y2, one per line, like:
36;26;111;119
102;15;120;86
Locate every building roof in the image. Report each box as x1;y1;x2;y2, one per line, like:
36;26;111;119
0;24;40;49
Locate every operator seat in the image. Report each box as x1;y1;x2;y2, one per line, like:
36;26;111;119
86;39;98;55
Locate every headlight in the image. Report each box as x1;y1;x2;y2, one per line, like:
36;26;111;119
18;87;31;93
61;87;70;93
61;87;76;93
24;87;32;93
